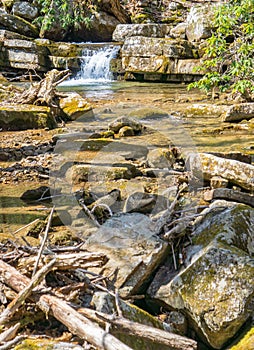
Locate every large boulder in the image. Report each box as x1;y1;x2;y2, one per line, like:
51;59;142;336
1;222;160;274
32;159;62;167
59;93;93;121
189;201;254;257
12;1;38;21
73;11;120;42
0;104;56;130
0;12;39;38
84;213;169;297
186;6;213;42
150;241;254;349
112;24;171;41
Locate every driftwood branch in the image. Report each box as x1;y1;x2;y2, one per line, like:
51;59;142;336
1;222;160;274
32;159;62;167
0;258;55;325
0;323;20;343
0;335;26;350
8;69;71;106
18;252;108;272
32;206;55;277
0;259;133;350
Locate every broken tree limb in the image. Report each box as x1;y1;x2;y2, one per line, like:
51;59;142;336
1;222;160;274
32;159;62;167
0;259;133;350
78;308;197;350
0;335;25;350
18;252;108;273
0;258;56;325
0;323;20;343
32;206;55;277
8;69;71;107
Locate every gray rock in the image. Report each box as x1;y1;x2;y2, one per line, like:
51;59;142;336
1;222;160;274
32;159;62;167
112;24;171;41
151;241;254;349
74;11;120;42
12;1;38;21
123;191;168;214
147;148;175;169
84;213;168;297
186;6;214;42
223;103;254;122
0;12;39;38
170;23;187;39
122;36;194;58
108;116;143;133
187;152;254;191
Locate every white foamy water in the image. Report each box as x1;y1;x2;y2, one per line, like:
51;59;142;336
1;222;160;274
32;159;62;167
61;45;120;86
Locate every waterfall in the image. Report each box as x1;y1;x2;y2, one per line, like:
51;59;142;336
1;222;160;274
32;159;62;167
78;45;120;82
61;45;120;85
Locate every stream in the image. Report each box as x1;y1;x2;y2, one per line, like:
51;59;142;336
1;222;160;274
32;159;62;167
2;79;254;237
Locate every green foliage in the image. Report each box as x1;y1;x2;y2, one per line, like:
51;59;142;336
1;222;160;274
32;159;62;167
34;0;99;33
188;0;254;100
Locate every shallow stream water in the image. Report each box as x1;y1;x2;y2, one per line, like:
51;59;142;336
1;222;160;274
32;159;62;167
1;81;254;238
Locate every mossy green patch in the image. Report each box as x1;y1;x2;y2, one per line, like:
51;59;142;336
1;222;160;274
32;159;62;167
230;327;254;350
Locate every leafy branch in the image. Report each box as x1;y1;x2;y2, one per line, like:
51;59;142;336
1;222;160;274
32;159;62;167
188;0;254;101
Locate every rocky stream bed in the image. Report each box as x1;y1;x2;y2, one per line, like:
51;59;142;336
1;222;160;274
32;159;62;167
1;78;254;350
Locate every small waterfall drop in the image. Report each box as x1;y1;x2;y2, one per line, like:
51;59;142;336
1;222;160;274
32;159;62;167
78;45;120;82
62;45;120;85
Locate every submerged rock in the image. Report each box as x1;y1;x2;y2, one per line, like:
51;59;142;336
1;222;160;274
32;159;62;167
147;148;175;169
108;116;143;133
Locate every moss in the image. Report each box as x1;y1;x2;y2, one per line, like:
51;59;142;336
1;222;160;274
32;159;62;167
14;339;54;350
230;327;254;350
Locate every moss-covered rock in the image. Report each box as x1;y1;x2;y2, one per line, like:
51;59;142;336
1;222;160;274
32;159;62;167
59;92;93;121
152;241;254;349
0;104;56;130
0;12;39;38
189;201;254;256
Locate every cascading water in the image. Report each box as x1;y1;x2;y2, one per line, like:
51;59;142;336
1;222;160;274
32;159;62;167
78;46;120;82
62;45;120;85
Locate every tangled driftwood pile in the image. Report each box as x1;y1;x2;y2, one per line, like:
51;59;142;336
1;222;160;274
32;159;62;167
0;206;197;350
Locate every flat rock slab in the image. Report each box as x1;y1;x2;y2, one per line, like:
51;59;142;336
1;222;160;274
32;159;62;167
112;24;171;42
223;103;254;122
204;188;254;207
83;213;169;298
150;241;254;349
187;152;254;191
0;104;56;130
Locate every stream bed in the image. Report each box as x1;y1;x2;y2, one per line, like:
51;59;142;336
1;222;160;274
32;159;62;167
1;81;254;236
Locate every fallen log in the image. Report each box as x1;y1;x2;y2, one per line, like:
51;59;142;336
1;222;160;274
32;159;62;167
78;308;198;350
0;259;133;350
